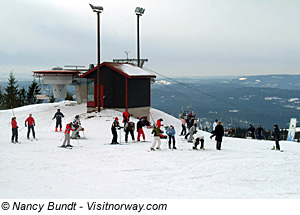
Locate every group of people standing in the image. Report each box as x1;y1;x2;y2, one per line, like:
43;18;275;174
10;108;83;148
110;110;149;145
11;114;36;143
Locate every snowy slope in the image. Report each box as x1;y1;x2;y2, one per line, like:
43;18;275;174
1;101;300;199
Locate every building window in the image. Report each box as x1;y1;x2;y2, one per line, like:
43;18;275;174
87;79;94;102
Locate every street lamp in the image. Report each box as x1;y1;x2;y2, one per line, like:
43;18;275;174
89;3;103;112
135;7;145;68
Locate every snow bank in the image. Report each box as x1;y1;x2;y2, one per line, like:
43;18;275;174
1;102;300;199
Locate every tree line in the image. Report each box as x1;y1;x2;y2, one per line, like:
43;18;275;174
0;71;74;110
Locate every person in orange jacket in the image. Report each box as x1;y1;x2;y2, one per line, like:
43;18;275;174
61;122;74;147
11;117;19;143
25;113;35;139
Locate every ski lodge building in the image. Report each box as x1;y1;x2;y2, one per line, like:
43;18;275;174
80;62;156;118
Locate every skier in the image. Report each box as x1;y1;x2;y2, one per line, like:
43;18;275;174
71;115;82;139
137;118;146;142
25;113;35;139
257;125;263;140
187;123;198;143
215;121;224;150
122;109;130;127
150;123;163;151
157;118;163;128
273;124;281;150
166;125;176;149
52;109;64;132
11;117;19;143
61;122;74;148
193;134;205;150
210;119;218;139
248;124;255;139
180;116;186;136
111;117;121;144
124;121;135;143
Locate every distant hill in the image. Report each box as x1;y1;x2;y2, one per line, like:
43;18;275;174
151;74;300;129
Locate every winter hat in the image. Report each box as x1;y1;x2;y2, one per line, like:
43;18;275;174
215;119;218;122
115;117;118;121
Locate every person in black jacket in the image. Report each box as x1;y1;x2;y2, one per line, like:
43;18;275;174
52;109;64;132
274;124;281;150
215;121;224;150
248;124;255;139
257;125;263;140
111;117;121;144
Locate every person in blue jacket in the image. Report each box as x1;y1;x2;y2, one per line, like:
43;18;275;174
166;125;176;149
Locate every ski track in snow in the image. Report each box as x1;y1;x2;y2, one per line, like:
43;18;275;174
1;101;300;198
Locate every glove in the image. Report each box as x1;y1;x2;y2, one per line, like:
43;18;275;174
25;124;27;127
33;123;35;126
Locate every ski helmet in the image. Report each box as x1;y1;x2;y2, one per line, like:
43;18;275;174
75;115;79;119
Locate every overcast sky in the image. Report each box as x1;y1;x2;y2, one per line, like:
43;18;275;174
0;0;299;78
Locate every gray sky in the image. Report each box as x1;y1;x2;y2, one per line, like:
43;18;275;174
0;0;299;78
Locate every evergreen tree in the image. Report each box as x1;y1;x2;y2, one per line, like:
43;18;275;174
65;90;74;101
4;71;20;109
27;79;42;105
0;87;4;109
19;87;27;106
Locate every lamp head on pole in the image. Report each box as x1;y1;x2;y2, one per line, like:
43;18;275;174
135;7;145;16
89;3;103;13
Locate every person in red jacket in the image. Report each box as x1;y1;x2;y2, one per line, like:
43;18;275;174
11;117;19;143
122;109;130;127
61;122;74;147
157;118;163;128
25;113;35;139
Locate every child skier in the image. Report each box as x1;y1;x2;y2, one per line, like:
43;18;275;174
166;125;176;149
124;121;135;143
25;113;35;139
150;124;163;151
71;115;82;139
136;118;146;142
187;123;198;142
11;117;19;143
111;117;121;144
61;122;74;148
52;109;65;132
193;134;205;150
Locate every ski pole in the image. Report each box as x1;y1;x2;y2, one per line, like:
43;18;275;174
46;120;53;131
119;128;122;144
19;126;26;131
82;130;86;139
60;134;65;141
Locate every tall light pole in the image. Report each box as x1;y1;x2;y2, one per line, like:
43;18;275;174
135;7;145;68
89;3;103;112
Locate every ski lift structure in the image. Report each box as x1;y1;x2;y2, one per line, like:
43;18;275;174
32;66;85;100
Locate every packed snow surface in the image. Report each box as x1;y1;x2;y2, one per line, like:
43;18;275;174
1;101;300;199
